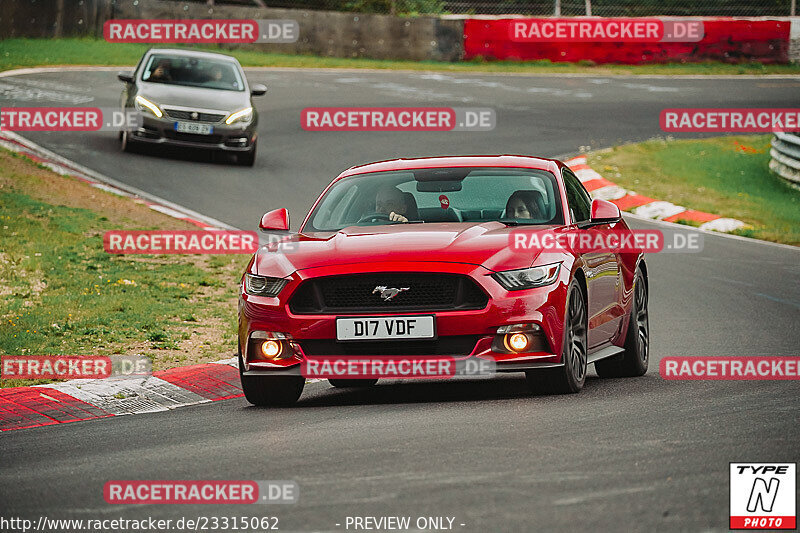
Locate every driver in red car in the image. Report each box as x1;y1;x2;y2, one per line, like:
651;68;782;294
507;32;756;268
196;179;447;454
375;185;413;223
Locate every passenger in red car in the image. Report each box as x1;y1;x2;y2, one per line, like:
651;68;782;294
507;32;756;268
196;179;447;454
506;190;545;219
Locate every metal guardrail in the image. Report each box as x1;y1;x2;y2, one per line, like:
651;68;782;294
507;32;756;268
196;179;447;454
769;132;800;190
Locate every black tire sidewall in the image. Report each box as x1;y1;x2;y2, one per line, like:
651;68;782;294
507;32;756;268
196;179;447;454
562;280;587;391
625;269;649;374
238;349;304;406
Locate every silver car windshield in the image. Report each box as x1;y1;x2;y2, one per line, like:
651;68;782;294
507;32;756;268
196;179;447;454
307;167;565;231
141;54;244;92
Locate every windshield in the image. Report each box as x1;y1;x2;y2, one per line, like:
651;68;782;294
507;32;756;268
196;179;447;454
306;167;564;231
140;54;244;92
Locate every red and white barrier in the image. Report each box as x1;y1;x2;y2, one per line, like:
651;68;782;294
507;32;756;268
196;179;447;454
564;155;745;232
464;17;795;64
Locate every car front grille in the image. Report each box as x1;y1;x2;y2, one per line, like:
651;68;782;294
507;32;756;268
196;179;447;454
163;131;223;144
297;336;483;356
163;109;226;123
288;273;488;314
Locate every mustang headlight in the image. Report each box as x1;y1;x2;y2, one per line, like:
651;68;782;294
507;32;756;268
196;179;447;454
134;95;163;118
492;263;561;291
244;273;288;297
225;106;253;125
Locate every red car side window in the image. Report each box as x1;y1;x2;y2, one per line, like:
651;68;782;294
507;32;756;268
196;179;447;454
562;169;592;223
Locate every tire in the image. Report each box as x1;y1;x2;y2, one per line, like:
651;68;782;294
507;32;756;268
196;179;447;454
238;351;304;406
329;379;379;388
120;130;136;153
238;141;256;166
525;279;587;394
595;267;649;378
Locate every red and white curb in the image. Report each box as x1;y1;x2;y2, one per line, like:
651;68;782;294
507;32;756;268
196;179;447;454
0;131;249;431
0;131;234;231
564;155;746;233
0;359;244;431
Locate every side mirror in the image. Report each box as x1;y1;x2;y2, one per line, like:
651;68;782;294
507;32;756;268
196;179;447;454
259;208;289;231
590;199;621;223
250;84;267;96
117;72;135;84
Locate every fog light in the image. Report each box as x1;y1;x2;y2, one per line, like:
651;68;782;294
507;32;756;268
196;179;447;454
260;340;282;358
506;333;530;352
226;137;249;147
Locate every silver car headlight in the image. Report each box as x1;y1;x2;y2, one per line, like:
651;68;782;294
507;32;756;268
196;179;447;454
492;263;561;291
134;95;163;118
225;106;253;125
244;273;287;297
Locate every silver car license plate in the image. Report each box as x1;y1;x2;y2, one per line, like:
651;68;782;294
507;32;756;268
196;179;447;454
175;121;213;135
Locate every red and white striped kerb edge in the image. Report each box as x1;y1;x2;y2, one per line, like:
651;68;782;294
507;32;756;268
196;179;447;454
564;156;745;233
0;359;245;431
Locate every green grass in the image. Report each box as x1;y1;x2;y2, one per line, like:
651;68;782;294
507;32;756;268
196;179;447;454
587;135;800;245
0;149;248;387
2;37;800;75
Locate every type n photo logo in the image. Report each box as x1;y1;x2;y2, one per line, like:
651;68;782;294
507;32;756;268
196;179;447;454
730;463;796;530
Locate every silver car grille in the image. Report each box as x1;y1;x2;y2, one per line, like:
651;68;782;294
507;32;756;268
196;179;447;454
163;109;226;123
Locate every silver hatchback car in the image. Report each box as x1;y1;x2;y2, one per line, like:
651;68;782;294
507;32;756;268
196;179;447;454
118;49;266;166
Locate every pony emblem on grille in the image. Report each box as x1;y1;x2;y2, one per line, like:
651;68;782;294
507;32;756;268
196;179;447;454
372;286;410;301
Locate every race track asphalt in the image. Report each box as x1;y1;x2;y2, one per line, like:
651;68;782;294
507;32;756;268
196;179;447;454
1;69;798;532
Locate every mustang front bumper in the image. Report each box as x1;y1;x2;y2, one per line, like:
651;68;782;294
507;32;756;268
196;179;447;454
238;261;573;375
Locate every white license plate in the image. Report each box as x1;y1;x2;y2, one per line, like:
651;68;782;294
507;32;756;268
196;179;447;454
175;121;213;135
336;316;435;341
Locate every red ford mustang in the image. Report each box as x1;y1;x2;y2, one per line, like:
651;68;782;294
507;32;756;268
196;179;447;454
238;156;649;406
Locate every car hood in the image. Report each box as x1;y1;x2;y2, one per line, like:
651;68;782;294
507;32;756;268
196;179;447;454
139;82;250;112
255;222;561;277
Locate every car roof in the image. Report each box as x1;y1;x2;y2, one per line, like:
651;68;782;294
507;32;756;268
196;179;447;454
337;155;562;180
145;48;240;63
